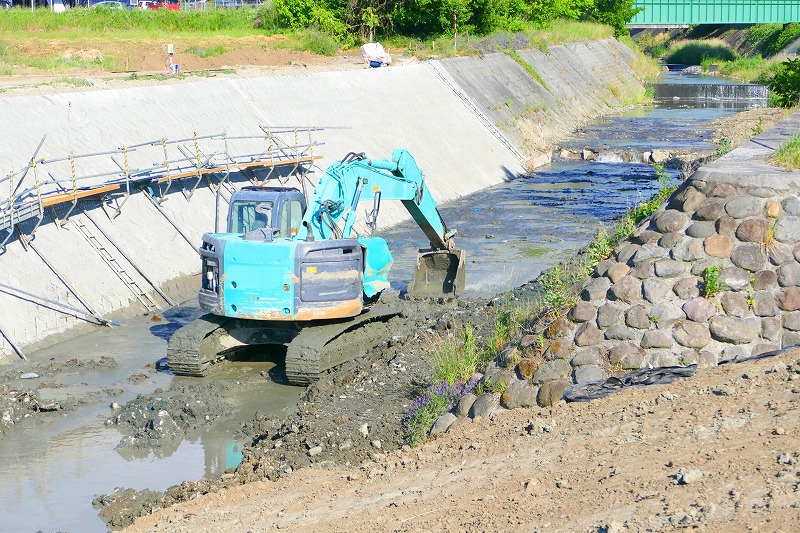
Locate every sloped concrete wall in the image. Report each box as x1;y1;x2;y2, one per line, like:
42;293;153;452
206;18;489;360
0;38;647;361
442;39;644;161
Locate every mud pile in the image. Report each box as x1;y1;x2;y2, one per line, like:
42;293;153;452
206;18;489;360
0;356;117;436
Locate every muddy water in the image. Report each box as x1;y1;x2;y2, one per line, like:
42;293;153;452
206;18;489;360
386;161;670;297
0;310;305;533
0;71;759;532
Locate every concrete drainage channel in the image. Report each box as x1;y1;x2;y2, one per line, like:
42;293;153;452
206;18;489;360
0;72;775;530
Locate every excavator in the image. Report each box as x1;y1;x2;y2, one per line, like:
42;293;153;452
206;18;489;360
167;149;465;385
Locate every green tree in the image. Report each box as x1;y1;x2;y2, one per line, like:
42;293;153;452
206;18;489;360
391;0;472;37
274;0;347;35
583;0;642;38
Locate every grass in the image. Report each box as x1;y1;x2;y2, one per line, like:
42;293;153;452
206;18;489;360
506;49;548;90
771;134;800;170
51;77;93;87
381;19;616;61
184;45;227;58
0;9;264;38
665;40;737;65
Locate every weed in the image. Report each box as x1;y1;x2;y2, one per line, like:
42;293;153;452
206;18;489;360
293;29;339;56
716;137;732;157
401;378;477;447
648;312;660;325
605;83;622;100
184;45;226;58
586;227;613;271
506;49;548;91
540;264;571;309
771;134;800;170
430;324;480;386
746;290;756;309
752;116;765;136
474;377;506;395
52;77;92;87
505;98;513;108
702;266;725;298
763;218;778;247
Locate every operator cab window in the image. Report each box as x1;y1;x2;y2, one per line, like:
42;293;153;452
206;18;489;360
230;201;273;234
281;200;305;237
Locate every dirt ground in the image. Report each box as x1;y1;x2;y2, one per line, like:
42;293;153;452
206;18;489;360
123;347;800;532
0;35;379;97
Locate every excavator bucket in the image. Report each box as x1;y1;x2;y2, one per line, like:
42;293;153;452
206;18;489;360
408;248;466;297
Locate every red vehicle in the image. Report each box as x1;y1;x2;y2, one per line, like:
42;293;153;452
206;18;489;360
148;0;179;10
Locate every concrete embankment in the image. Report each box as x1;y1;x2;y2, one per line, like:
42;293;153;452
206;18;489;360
433;109;800;426
0;38;646;361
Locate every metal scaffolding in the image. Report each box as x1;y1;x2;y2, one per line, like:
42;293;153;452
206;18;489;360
0;125;324;249
0;125;326;359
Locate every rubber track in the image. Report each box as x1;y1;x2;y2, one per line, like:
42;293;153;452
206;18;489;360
284;306;401;386
166;314;233;377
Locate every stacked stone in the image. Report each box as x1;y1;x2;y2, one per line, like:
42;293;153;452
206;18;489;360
430;177;800;434
549;178;800;394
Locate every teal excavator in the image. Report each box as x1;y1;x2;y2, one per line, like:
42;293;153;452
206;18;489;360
167;149;465;385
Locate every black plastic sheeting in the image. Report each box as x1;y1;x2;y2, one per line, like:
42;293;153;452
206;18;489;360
564;365;698;402
564;346;797;403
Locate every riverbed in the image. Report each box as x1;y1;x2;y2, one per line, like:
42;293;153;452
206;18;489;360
0;70;773;532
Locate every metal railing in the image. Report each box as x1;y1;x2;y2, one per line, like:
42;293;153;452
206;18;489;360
0;125;325;250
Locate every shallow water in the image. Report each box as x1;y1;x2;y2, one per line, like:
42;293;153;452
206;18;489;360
0;72;762;533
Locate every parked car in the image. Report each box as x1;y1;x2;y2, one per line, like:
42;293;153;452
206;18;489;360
148;0;178;10
90;0;128;8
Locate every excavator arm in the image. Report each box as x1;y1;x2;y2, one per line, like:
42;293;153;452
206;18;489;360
298;149;465;296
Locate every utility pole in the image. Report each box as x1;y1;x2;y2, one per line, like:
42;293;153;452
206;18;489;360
454;10;457;53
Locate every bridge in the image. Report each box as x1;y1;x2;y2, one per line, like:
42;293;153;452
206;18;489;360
629;0;800;26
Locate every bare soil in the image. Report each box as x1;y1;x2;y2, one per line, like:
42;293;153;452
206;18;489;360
0;35;372;97
124;347;800;532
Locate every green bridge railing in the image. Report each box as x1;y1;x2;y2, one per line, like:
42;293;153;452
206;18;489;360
630;0;800;26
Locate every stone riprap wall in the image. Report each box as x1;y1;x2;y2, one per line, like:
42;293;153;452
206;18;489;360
0;39;647;361
429;110;800;431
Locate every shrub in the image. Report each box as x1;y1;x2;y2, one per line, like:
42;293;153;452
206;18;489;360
766;58;800;108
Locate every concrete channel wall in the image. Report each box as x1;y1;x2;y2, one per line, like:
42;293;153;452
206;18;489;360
0;38;646;362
